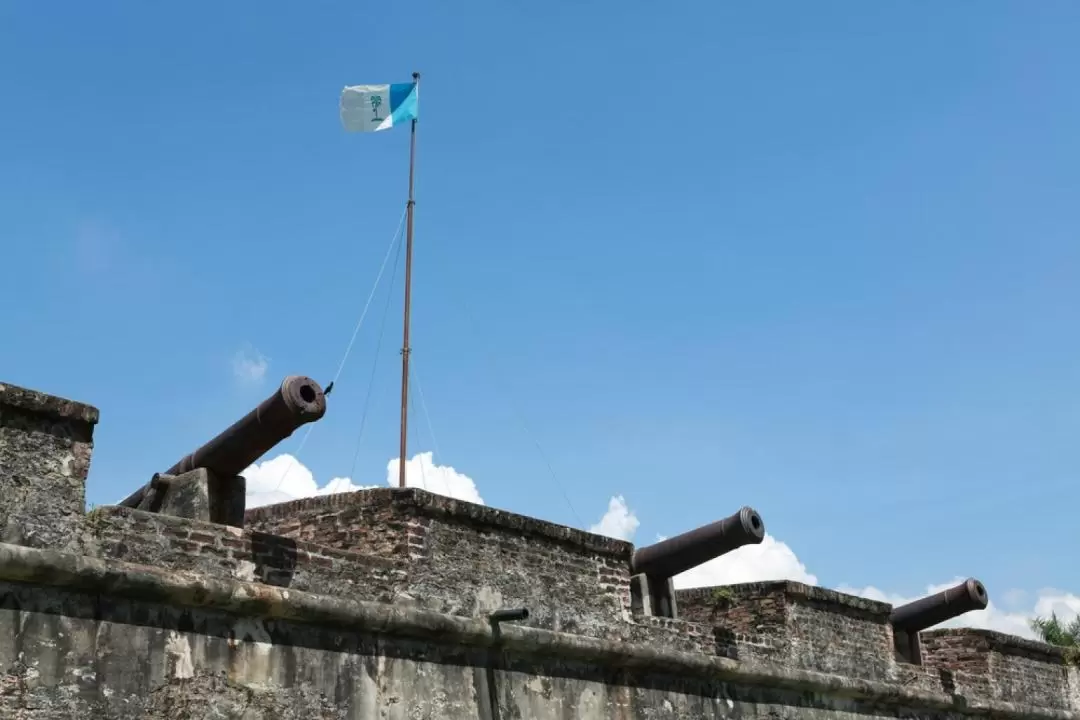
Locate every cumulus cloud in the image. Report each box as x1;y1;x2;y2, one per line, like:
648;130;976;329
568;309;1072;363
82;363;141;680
669;533;819;589
386;452;484;504
590;495;640;541
232;345;269;385
243;453;376;508
243;450;483;509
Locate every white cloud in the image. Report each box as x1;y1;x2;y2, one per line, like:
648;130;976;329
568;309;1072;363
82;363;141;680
1001;588;1029;610
590;495;640;541
1033;591;1080;623
669;533;819;589
243;453;376;509
386;451;484;504
232;345;269;385
243;451;483;509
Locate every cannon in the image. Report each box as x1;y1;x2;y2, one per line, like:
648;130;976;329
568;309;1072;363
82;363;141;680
891;578;989;664
629;506;766;619
891;578;988;633
118;375;328;526
632;506;765;579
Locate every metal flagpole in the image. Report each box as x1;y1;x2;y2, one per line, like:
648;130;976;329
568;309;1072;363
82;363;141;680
398;71;420;489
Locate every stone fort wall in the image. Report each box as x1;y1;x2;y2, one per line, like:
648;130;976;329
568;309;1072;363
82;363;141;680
1;379;1076;719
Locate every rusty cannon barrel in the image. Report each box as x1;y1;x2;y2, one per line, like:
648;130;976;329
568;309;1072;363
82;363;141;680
631;506;765;579
119;375;328;509
890;578;989;633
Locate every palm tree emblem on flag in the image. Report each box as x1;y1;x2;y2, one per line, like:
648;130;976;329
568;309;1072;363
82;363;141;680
339;81;417;133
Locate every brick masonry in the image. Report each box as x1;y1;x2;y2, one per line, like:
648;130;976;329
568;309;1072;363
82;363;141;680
83;505;406;603
923;628;1073;710
677;580;896;682
247;488;634;638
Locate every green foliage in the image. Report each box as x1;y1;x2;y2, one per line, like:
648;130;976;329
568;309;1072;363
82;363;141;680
710;587;735;604
84;504;107;534
1030;612;1080;664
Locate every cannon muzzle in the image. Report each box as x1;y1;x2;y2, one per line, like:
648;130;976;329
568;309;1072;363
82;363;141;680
890;578;988;633
119;375;327;509
631;506;765;579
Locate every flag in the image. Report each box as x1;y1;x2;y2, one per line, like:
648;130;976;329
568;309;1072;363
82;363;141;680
340;82;419;132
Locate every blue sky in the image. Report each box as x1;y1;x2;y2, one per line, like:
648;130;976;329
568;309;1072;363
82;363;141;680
2;2;1078;632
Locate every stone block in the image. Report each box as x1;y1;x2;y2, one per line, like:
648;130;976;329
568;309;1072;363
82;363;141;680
144;469;246;527
630;573;678;619
0;381;98;552
893;627;923;665
156;470;212;522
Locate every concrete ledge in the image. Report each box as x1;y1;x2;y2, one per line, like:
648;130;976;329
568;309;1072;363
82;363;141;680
0;381;100;425
0;542;1072;720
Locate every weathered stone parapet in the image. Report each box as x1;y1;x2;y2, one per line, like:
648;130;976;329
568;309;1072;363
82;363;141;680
677;581;896;682
922;628;1074;710
0;382;100;426
0;541;1074;720
83;505;406;602
246;488;635;638
0;381;98;553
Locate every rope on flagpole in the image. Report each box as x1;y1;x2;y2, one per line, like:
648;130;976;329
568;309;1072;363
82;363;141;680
346;225;405;484
330;204;408;388
268;205;407;496
411;358;452;498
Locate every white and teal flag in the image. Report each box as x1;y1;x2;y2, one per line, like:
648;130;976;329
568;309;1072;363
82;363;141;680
340;82;419;132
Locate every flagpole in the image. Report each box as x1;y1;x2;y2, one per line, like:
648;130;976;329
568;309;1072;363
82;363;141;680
398;71;420;489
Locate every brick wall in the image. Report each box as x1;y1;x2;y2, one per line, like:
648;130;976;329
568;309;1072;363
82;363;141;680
677;581;894;682
247;488;633;637
245;489;414;559
786;593;894;680
620;615;717;656
85;506;404;602
920;629;992;676
922;629;1071;710
677;585;787;638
